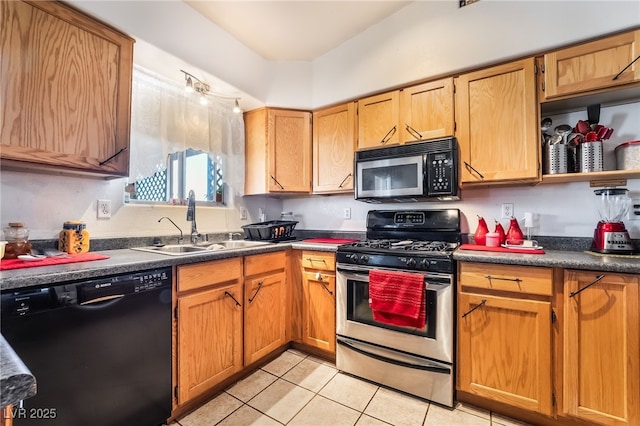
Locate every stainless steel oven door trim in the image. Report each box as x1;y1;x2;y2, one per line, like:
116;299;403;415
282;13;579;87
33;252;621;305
356;155;424;198
336;263;453;364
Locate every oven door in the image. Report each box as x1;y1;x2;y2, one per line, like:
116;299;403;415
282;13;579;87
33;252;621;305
336;263;453;364
356;155;424;199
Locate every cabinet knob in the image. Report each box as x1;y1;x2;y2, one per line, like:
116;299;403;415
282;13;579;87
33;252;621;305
315;272;323;281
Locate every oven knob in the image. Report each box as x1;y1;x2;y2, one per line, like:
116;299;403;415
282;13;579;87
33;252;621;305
418;259;429;270
360;255;369;264
406;258;416;268
348;254;359;263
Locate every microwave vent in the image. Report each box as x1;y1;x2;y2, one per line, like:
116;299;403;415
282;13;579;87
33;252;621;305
356;137;456;160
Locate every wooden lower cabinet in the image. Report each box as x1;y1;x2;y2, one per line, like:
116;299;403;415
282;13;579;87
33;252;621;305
244;252;287;365
300;251;336;354
559;270;640;426
176;258;243;405
458;292;553;415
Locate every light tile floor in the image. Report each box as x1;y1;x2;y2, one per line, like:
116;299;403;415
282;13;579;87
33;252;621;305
173;349;533;426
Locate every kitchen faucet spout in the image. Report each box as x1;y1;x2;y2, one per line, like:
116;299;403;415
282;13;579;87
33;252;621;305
186;189;199;244
158;217;184;244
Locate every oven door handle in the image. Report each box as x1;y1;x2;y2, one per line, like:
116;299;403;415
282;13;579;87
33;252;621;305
337;268;451;291
337;338;450;374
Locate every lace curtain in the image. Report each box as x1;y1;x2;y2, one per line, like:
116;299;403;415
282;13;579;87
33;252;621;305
129;65;245;200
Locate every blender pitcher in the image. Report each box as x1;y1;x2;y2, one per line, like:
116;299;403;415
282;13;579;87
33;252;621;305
595;188;630;223
591;188;637;254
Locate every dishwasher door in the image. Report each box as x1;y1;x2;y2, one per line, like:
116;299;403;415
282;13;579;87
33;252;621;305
1;267;172;426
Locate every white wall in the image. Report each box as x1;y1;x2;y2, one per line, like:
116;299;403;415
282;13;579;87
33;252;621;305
1;1;639;240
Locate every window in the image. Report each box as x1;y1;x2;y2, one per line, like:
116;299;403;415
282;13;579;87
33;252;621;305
126;66;244;205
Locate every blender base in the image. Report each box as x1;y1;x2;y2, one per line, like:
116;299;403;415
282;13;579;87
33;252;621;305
590;221;638;255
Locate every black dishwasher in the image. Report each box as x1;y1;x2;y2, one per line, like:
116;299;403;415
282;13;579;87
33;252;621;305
1;267;172;426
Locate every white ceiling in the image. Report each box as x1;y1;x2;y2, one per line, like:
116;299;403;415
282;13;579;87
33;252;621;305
184;1;412;61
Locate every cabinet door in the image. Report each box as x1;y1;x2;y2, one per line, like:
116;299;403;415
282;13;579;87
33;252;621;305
456;58;539;184
458;292;552;415
0;1;133;177
400;78;454;143
313;103;357;193
562;271;639;426
177;281;243;405
302;271;336;353
244;271;287;365
268;109;312;193
543;30;640;100
357;91;400;149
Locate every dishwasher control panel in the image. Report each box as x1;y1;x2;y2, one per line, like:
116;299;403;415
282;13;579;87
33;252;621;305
1;267;171;316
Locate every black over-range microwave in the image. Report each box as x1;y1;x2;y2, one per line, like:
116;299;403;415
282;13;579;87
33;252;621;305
354;137;460;203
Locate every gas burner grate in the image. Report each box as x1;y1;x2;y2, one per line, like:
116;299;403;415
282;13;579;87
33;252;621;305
346;239;458;253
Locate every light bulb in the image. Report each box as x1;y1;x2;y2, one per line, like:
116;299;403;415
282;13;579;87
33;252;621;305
233;99;242;114
185;76;194;93
199;94;208;106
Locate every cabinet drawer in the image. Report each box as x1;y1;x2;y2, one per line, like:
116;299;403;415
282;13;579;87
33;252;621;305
459;262;552;296
177;257;242;292
245;251;287;276
301;251;335;271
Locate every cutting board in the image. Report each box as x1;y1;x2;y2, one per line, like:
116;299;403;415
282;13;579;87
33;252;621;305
0;253;110;270
303;238;358;244
459;244;545;254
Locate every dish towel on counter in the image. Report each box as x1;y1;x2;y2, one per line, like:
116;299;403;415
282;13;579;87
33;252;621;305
0;253;110;270
369;270;426;329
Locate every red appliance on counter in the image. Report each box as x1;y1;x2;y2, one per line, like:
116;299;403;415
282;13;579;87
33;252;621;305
590;188;637;254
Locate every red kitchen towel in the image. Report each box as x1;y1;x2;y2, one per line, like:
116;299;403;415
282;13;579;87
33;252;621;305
303;238;359;244
369;270;426;328
0;253;110;270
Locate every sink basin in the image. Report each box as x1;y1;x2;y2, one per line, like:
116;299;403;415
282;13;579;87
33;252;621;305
131;240;270;256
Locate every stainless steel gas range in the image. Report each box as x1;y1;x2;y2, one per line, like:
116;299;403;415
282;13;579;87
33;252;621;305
336;209;460;407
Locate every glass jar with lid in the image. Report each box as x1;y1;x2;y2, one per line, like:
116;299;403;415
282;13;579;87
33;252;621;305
3;222;31;259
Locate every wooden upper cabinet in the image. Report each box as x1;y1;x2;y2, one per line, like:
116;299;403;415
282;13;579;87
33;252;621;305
312;102;357;194
455;58;539;184
400;78;455;143
561;270;639;426
357;90;400;149
0;0;134;177
541;29;640;100
244;108;312;194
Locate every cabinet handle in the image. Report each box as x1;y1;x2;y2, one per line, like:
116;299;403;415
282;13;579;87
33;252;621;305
338;173;352;188
306;258;327;265
319;279;334;296
224;291;242;307
485;275;522;284
569;274;605;298
99;147;127;166
613;55;640;80
270;175;284;190
380;125;397;145
463;161;484;179
461;299;487;318
405;124;422;140
248;281;263;303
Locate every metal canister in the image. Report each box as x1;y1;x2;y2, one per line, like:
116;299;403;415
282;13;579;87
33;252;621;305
578;141;603;173
543;144;567;174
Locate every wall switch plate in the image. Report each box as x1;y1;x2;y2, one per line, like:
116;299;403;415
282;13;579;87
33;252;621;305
344;207;351;220
631;199;640;221
97;199;111;219
501;203;514;219
239;207;247;220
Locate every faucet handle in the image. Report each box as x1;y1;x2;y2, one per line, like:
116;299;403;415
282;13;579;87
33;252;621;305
228;232;243;241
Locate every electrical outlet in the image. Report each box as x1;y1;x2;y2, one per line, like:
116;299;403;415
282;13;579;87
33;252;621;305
97;199;111;219
344;207;351;220
631;199;640;221
239;207;247;220
501;203;514;219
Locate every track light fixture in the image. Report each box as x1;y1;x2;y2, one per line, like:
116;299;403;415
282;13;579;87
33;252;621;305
180;69;242;113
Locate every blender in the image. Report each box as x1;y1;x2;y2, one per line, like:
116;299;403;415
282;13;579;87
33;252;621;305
590;188;637;254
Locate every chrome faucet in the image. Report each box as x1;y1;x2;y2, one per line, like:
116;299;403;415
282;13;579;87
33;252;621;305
186;189;200;244
158;217;184;244
228;232;243;241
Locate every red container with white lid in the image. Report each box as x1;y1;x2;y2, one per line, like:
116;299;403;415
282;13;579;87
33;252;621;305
615;140;640;170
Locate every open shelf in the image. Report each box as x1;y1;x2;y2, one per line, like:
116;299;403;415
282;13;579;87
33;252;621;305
541;169;640;185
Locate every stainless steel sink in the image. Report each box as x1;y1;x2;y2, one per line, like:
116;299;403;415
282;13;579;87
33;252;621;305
131;240;270;256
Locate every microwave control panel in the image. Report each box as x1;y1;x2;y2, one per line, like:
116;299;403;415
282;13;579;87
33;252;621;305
426;152;455;194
